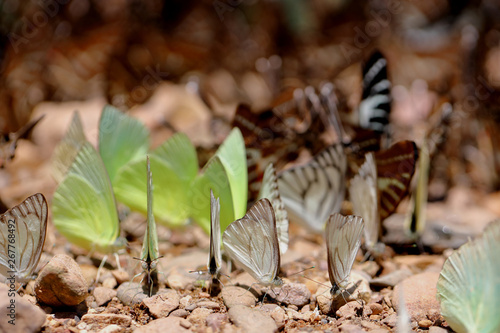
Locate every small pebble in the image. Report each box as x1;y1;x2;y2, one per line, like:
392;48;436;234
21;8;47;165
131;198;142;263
143;290;180;318
93;287;117;307
81;314;131;329
0;283;46;333
169;309;189;318
272;283;311;307
228;305;277;333
187;307;213;325
369;303;383;315
419;319;433;328
221;286;257;308
135;317;191;333
116;282;147;306
206;313;228;332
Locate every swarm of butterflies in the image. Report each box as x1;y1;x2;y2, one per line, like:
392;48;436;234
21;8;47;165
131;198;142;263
1;51;499;333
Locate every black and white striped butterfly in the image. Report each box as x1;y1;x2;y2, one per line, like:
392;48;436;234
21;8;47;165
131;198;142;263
326;213;364;296
208;190;222;280
277;144;347;233
222;198;282;288
358;51;391;135
0;193;48;284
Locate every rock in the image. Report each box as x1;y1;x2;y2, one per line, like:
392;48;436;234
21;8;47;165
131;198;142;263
79;264;99;286
135;317;191;333
315;271;371;314
81;314;131;330
195;300;221;310
382;313;397;328
271;283;311;307
429;327;449;333
369;303;383;315
259;304;285;329
0;283;46;333
99;324;123;333
179;295;192;308
111;270;129;284
93;287;117;306
206;313;228;332
418;319;433;328
392;272;441;322
34;254;88;306
221;285;257;308
228;305;277;333
338;324;365;333
336;301;363;319
102;276;118;289
187;307;213;325
370;269;412;288
117;282;147;306
358;260;380;277
143;289;180;318
231;272;266;296
169;309;189;318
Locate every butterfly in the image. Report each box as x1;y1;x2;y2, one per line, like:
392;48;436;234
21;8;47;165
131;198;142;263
357;50;391;135
189;128;248;234
139;156;160;297
52;141;126;254
258;163;289;254
277;143;347;233
0;193;48;284
325;213;364;296
222;198;282;288
207;190;222;281
349;152;382;255
437;219;500;333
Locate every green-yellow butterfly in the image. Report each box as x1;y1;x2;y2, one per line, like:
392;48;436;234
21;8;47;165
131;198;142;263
52;141;126;253
189;128;248;234
437;219;500;333
139;156;160;297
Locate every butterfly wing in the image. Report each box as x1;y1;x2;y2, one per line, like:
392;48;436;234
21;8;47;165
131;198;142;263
51;112;87;183
208;190;222;276
190;156;235;234
222;199;280;285
278;144;347;233
437;220;500;333
53;142;122;253
114;133;197;226
141;156;159;265
325;214;364;290
214;128;248;220
99;105;150;183
258;163;289;254
0;193;47;283
376;140;418;220
358;50;391;134
349;152;379;251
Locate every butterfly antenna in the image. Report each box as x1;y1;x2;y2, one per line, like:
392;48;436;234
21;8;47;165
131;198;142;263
287;266;315;277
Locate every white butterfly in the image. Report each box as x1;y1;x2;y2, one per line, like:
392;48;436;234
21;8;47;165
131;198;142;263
208;189;222;279
349;152;383;254
277;144;347;233
258;163;289;254
222;198;282;287
326;213;364;295
0;193;48;284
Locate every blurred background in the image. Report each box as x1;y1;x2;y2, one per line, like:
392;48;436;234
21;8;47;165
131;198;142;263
0;0;499;239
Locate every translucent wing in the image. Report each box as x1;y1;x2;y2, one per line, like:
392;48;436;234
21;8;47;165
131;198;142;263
114;133;198;226
222;199;281;286
278;143;347;233
325;214;364;291
214;128;248;220
98;105;150;183
141;156;159;265
190;156;235;234
51;112;86;183
0;193;47;283
437;220;500;333
349;152;379;252
208;190;222;277
52;142;123;253
358;50;391;134
258;163;289;254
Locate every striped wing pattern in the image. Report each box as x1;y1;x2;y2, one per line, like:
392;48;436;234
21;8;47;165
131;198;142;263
349;152;379;251
0;193;48;283
222;199;281;286
259;163;289;254
358;51;391;134
326;214;364;292
278;144;347;233
375;141;418;220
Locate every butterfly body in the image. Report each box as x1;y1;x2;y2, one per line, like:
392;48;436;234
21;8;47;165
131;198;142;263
0;193;48;284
